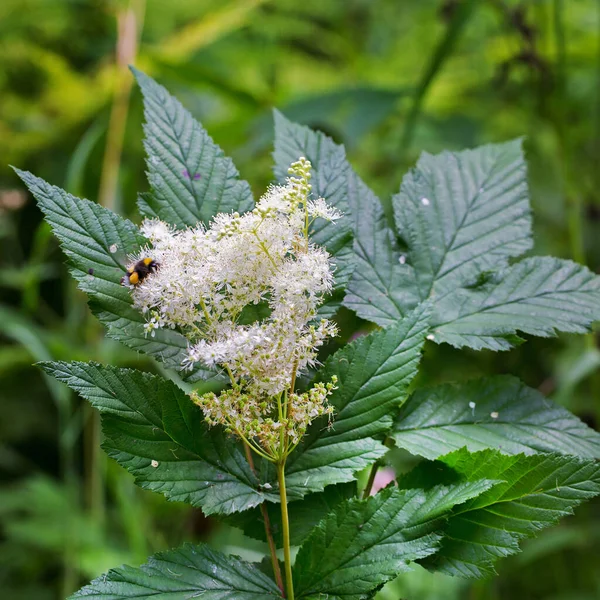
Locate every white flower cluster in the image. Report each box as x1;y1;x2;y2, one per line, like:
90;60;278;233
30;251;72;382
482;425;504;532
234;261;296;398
127;158;341;459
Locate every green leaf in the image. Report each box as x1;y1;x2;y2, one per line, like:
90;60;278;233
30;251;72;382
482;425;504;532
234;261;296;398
282;303;431;498
432;257;600;350
40;362;278;515
133;67;254;228
293;479;496;599
392;138;531;302
343;182;419;326
14;169;218;383
226;482;356;547
342;138;600;351
272;111;355;319
413;449;600;578
393;375;600;460
70;543;283;599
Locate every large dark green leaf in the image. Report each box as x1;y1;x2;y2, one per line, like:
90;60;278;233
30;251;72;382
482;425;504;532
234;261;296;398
282;303;431;498
40;362;277;515
272;111;356;319
133;68;254;228
393;376;600;460
432;257;600;350
15;169;219;383
338;136;600;351
71;543;282;599
293;479;496;599
409;449;600;577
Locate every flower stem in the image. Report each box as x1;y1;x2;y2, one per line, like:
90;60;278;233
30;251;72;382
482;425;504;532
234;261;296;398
242;442;284;595
277;461;294;600
362;459;380;499
261;503;285;595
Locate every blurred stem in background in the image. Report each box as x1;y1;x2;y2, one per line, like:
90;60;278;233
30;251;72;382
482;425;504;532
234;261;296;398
399;0;477;160
83;0;146;580
552;0;600;425
552;0;585;266
98;0;146;213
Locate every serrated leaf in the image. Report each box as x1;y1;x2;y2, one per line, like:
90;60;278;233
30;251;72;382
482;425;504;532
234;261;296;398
15;169;219;383
432;257;600;350
293;479;496;599
226;482;356;547
392;139;531;302
70;543;282;599
282;303;431;498
342;175;419;327
133;68;254;228
393;375;600;460
413;449;600;578
40;362;278;515
272;111;355;319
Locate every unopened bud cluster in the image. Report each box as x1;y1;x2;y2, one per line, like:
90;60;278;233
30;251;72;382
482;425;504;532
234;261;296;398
127;158;342;458
191;376;337;457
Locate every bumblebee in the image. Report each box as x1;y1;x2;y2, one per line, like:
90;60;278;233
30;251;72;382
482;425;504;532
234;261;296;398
121;257;159;286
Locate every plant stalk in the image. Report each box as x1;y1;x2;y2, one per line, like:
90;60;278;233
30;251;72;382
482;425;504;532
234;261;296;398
277;461;294;600
260;503;284;595
98;0;145;211
242;442;284;595
362;459;380;499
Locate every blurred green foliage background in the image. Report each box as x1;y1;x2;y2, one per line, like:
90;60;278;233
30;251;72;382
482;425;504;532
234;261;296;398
1;0;599;598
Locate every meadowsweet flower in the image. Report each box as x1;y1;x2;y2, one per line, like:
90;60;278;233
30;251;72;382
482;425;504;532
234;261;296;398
307;197;343;222
126;157;341;459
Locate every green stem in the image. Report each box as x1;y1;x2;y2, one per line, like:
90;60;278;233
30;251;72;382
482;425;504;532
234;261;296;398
362;459;380;499
277;461;294;600
303;201;310;251
242;443;285;595
234;428;275;461
253;231;279;269
277;391;286;455
260;503;285;596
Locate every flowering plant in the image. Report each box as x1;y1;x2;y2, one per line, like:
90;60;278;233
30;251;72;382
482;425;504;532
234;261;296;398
17;69;600;599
